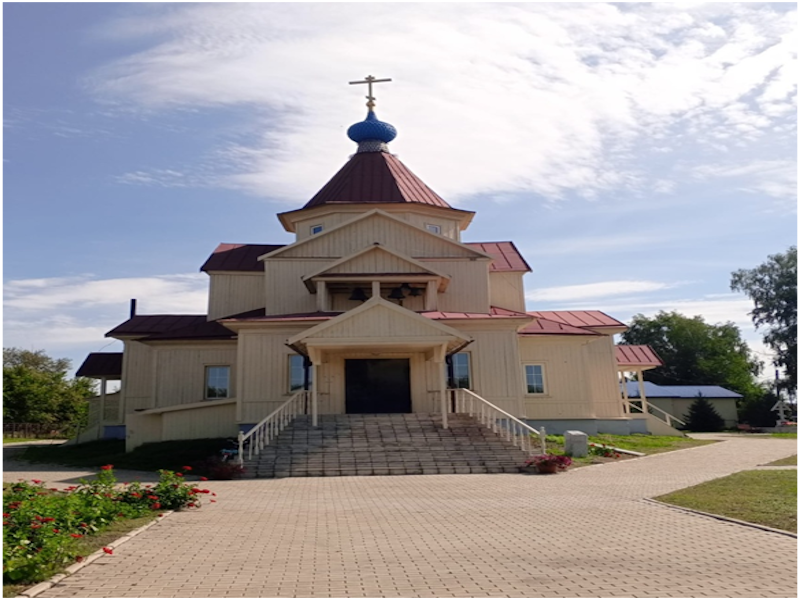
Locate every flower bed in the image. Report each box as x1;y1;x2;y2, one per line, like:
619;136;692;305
3;465;212;585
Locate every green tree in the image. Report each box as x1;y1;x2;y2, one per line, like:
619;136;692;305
731;246;797;393
3;348;94;431
684;394;725;432
621;311;762;401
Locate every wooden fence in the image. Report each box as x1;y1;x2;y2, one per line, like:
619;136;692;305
3;423;71;439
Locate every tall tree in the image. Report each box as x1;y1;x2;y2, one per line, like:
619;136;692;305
3;348;94;430
621;311;762;400
731;246;797;393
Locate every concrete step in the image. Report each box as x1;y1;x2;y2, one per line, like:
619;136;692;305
242;413;530;479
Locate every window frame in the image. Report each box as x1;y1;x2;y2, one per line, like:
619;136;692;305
450;352;472;389
288;354;311;393
310;224;324;235
523;364;547;395
425;223;442;234
204;365;231;400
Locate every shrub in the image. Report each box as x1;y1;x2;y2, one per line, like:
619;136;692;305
588;443;622;459
203;456;245;480
3;466;211;584
685;394;725;432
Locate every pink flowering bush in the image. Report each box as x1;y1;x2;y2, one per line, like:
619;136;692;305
3;466;211;585
523;454;572;469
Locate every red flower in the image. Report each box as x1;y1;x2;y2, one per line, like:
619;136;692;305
190;488;201;494
157;513;164;517
187;502;195;508
80;523;88;528
199;476;208;481
210;499;217;503
151;503;161;510
52;528;60;534
211;493;216;497
103;547;113;555
101;465;114;471
175;473;183;477
70;533;83;538
31;524;42;529
117;513;124;517
147;495;159;500
75;556;84;563
42;517;55;523
32;479;42;484
49;488;59;492
130;492;141;498
182;466;192;471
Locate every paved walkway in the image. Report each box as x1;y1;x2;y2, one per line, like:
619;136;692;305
4;436;797;598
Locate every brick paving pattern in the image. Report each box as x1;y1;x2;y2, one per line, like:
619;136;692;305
4;435;797;598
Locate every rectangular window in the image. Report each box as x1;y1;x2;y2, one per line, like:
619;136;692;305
289;355;312;392
524;364;545;394
310;224;324;235
425;223;442;234
205;366;230;399
450;352;471;389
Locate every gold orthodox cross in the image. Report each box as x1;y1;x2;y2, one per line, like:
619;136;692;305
349;75;392;109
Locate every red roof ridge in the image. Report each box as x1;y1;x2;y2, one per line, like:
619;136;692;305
526;310;625;328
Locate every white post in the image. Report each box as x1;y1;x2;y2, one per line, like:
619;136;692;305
311;363;319;427
371;280;381;299
317;281;329;312
620;373;629;414
637;371;648;415
425;280;438;311
539;426;547;455
439;361;448;430
99;377;107;440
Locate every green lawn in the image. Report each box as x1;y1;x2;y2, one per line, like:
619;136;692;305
656;470;797;532
2;437;38;444
16;438;230;475
544;433;715;467
771;432;797;439
765;455;797;466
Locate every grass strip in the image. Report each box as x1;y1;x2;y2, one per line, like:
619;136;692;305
765;455;797;466
771;432;798;439
543;434;715;468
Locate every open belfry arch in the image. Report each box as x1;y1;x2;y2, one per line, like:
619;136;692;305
78;75;678;460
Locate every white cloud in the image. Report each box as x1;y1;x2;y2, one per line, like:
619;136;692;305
692;159;797;205
526;280;680;302
83;3;796;204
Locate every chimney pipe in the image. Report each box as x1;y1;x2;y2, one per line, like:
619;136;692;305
130;299;137;318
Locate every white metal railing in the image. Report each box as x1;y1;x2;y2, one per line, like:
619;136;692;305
626;400;686;429
238;391;309;464
451;388;547;455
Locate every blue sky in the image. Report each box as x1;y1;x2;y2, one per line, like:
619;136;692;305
4;3;796;378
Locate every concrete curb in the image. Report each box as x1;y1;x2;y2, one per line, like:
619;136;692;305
16;512;173;598
642;498;797;539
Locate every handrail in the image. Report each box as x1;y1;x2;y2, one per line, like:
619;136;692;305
626;400;686;429
452;389;547;455
238;391;309;464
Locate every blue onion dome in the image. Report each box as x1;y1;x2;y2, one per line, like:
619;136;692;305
347;110;397;153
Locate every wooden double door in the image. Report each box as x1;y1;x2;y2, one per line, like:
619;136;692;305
344;358;411;414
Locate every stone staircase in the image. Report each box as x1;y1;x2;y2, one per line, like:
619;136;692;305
243;413;530;478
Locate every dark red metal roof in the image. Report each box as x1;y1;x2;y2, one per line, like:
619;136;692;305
465;242;531;272
519;319;598;336
616;345;663;367
421;306;531;320
76;353;123;378
200;243;284;273
106;315;235;341
526;310;625;328
302;152;451;209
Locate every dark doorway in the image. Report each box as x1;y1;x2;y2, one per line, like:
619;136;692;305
345;359;411;414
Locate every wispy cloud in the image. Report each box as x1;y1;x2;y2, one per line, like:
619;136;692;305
526;280;682;302
83;3;796;205
692;159;797;207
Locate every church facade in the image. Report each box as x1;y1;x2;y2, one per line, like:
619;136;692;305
79;92;666;450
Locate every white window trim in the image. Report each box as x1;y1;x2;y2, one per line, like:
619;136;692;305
425;223;442;234
288;354;309;394
310;224;324;235
204;365;231;400
450;352;472;389
523;363;547;396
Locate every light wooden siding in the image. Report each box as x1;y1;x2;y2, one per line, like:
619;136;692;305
309;304;441;339
453;328;524;415
278;215;479;259
122;341;154;413
126;412;162;451
489;272;526;311
327;249;424;274
264;259;327;315
153;345;237;408
650;397;739;427
583;337;625;418
402;213;460;240
86;393;123;426
208;273;265;320
294;214;353;241
330;293;424;312
294;212;461;242
237;327;310;423
425;260;490;313
161;403;238;440
518;337;594;419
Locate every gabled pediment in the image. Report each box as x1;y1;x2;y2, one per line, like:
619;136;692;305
287;297;471;355
300;245;451;292
260;210;492;262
